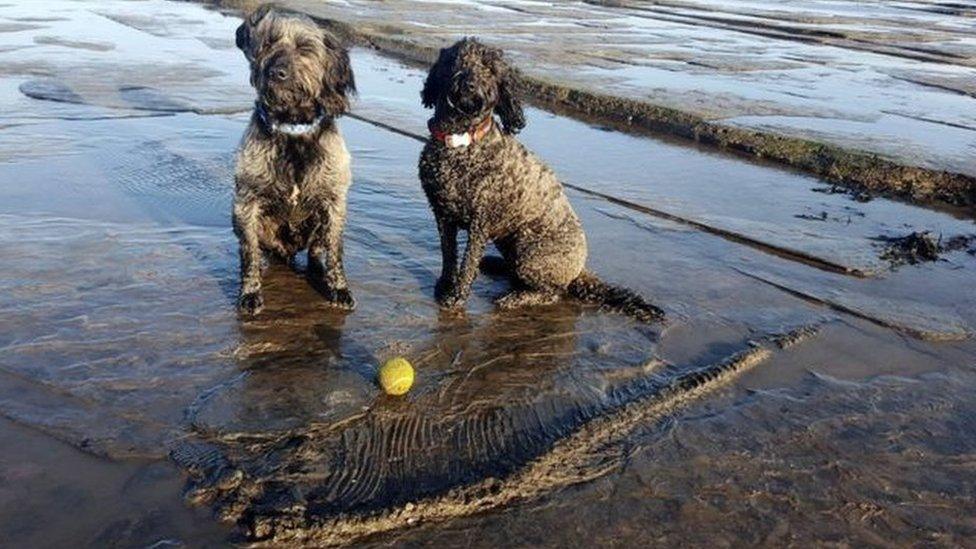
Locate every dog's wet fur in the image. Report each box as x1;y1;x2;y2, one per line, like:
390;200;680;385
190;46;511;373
233;5;356;314
418;38;663;322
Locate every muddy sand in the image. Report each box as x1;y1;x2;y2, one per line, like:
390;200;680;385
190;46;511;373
1;0;975;547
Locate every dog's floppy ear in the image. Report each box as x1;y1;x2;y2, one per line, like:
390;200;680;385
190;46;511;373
235;20;253;60
490;50;525;134
421;46;453;109
319;30;356;116
235;4;274;62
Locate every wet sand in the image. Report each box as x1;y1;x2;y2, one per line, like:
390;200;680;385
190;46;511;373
1;0;975;546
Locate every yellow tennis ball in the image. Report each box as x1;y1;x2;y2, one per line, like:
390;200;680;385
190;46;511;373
379;357;414;396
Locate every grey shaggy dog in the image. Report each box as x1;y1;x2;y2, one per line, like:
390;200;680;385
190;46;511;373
419;38;663;322
232;5;356;315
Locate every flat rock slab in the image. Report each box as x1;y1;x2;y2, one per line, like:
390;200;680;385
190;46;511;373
269;0;976;181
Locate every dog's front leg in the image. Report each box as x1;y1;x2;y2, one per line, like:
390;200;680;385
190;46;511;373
434;215;458;301
308;202;355;310
439;227;486;310
233;199;264;315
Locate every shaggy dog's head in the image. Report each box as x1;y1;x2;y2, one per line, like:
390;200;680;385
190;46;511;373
236;5;355;130
422;38;525;135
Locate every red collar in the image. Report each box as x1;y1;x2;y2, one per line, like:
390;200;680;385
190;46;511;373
429;116;494;148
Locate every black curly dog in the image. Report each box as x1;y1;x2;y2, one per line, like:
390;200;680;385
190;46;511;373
418;38;663;322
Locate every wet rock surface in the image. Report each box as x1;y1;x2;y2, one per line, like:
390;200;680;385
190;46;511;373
0;1;975;546
210;0;976;206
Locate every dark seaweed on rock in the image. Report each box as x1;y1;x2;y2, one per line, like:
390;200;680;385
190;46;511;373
811;185;873;203
875;231;976;268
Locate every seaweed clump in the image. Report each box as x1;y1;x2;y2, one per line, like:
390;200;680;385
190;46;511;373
876;231;976;267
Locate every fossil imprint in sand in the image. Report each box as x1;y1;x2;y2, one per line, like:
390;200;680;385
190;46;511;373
175;320;820;545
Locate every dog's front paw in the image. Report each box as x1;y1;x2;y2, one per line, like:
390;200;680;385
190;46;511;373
321;286;356;310
434;276;455;301
437;291;466;311
237;291;264;315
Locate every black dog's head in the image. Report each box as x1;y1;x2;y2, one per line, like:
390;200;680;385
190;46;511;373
421;38;525;135
236;5;355;126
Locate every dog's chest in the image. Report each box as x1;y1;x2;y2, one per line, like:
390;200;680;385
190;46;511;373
253;166;320;226
283;184;305;220
422;170;478;225
420;147;497;222
254;139;346;210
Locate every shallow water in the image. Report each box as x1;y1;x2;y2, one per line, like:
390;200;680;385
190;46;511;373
0;0;975;546
0;417;228;547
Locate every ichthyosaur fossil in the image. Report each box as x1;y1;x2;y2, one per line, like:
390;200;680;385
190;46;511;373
172;323;821;546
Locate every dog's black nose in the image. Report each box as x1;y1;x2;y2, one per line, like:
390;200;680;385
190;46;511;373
270;66;289;81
